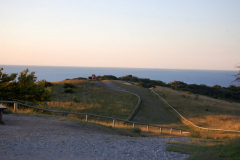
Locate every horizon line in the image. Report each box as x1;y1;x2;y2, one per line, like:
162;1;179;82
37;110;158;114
0;64;238;72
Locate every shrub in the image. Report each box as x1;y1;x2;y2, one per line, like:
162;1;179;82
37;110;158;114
98;75;118;80
72;96;77;102
64;87;74;93
63;83;75;88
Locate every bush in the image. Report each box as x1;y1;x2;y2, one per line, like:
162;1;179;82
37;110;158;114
63;83;75;88
98;75;118;80
64;88;74;93
72;96;77;102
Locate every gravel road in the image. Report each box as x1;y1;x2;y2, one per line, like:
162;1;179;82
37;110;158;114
0;114;189;160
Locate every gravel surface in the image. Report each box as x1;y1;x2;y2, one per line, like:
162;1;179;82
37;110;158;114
0;114;190;160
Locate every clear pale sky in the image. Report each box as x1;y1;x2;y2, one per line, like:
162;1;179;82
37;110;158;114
1;0;240;70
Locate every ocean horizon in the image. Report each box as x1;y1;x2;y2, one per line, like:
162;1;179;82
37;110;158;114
1;65;239;87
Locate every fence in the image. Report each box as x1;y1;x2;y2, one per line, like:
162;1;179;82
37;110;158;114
0;100;190;135
151;89;240;133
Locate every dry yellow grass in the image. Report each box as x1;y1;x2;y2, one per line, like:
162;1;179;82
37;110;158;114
154;86;240;131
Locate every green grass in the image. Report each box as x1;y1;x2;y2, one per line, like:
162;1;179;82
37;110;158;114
111;81;188;129
167;138;240;160
39;79;139;120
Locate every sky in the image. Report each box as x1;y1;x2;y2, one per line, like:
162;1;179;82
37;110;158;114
1;0;240;70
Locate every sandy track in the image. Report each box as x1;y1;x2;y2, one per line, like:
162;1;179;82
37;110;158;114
0;114;189;160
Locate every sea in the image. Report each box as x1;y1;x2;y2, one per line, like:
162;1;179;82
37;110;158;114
1;65;239;87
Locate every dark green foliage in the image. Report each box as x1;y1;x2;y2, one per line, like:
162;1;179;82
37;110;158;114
119;75;168;88
73;77;87;80
167;81;240;102
135;82;155;88
44;81;53;87
119;75;139;82
233;65;240;83
64;88;74;93
72;96;78;102
0;68;51;102
63;83;76;88
97;75;118;80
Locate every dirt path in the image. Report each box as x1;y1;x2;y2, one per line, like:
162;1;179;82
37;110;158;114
105;81;183;126
101;81;126;91
0;114;189;160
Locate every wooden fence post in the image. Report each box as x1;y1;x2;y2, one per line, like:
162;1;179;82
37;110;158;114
170;128;172;134
14;103;18;113
112;119;115;128
160;127;162;133
86;114;88;122
133;123;135;128
147;125;149;131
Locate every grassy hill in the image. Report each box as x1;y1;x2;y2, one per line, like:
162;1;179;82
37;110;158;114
39;79;138;120
6;79;240;137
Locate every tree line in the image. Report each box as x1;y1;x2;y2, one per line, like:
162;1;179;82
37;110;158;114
97;74;240;102
1;67;239;103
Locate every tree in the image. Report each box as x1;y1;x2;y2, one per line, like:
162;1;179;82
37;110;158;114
0;68;51;102
233;65;240;83
0;68;18;100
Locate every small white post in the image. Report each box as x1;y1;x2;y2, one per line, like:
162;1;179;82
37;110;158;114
14;103;18;113
133;123;135;128
86;114;88;122
170;128;172;134
147;125;149;131
160;127;162;133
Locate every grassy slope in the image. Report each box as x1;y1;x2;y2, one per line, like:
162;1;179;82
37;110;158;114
111;81;189;130
38;79;138;120
154;86;240;132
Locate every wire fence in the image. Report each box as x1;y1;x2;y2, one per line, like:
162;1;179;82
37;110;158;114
0;100;190;135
